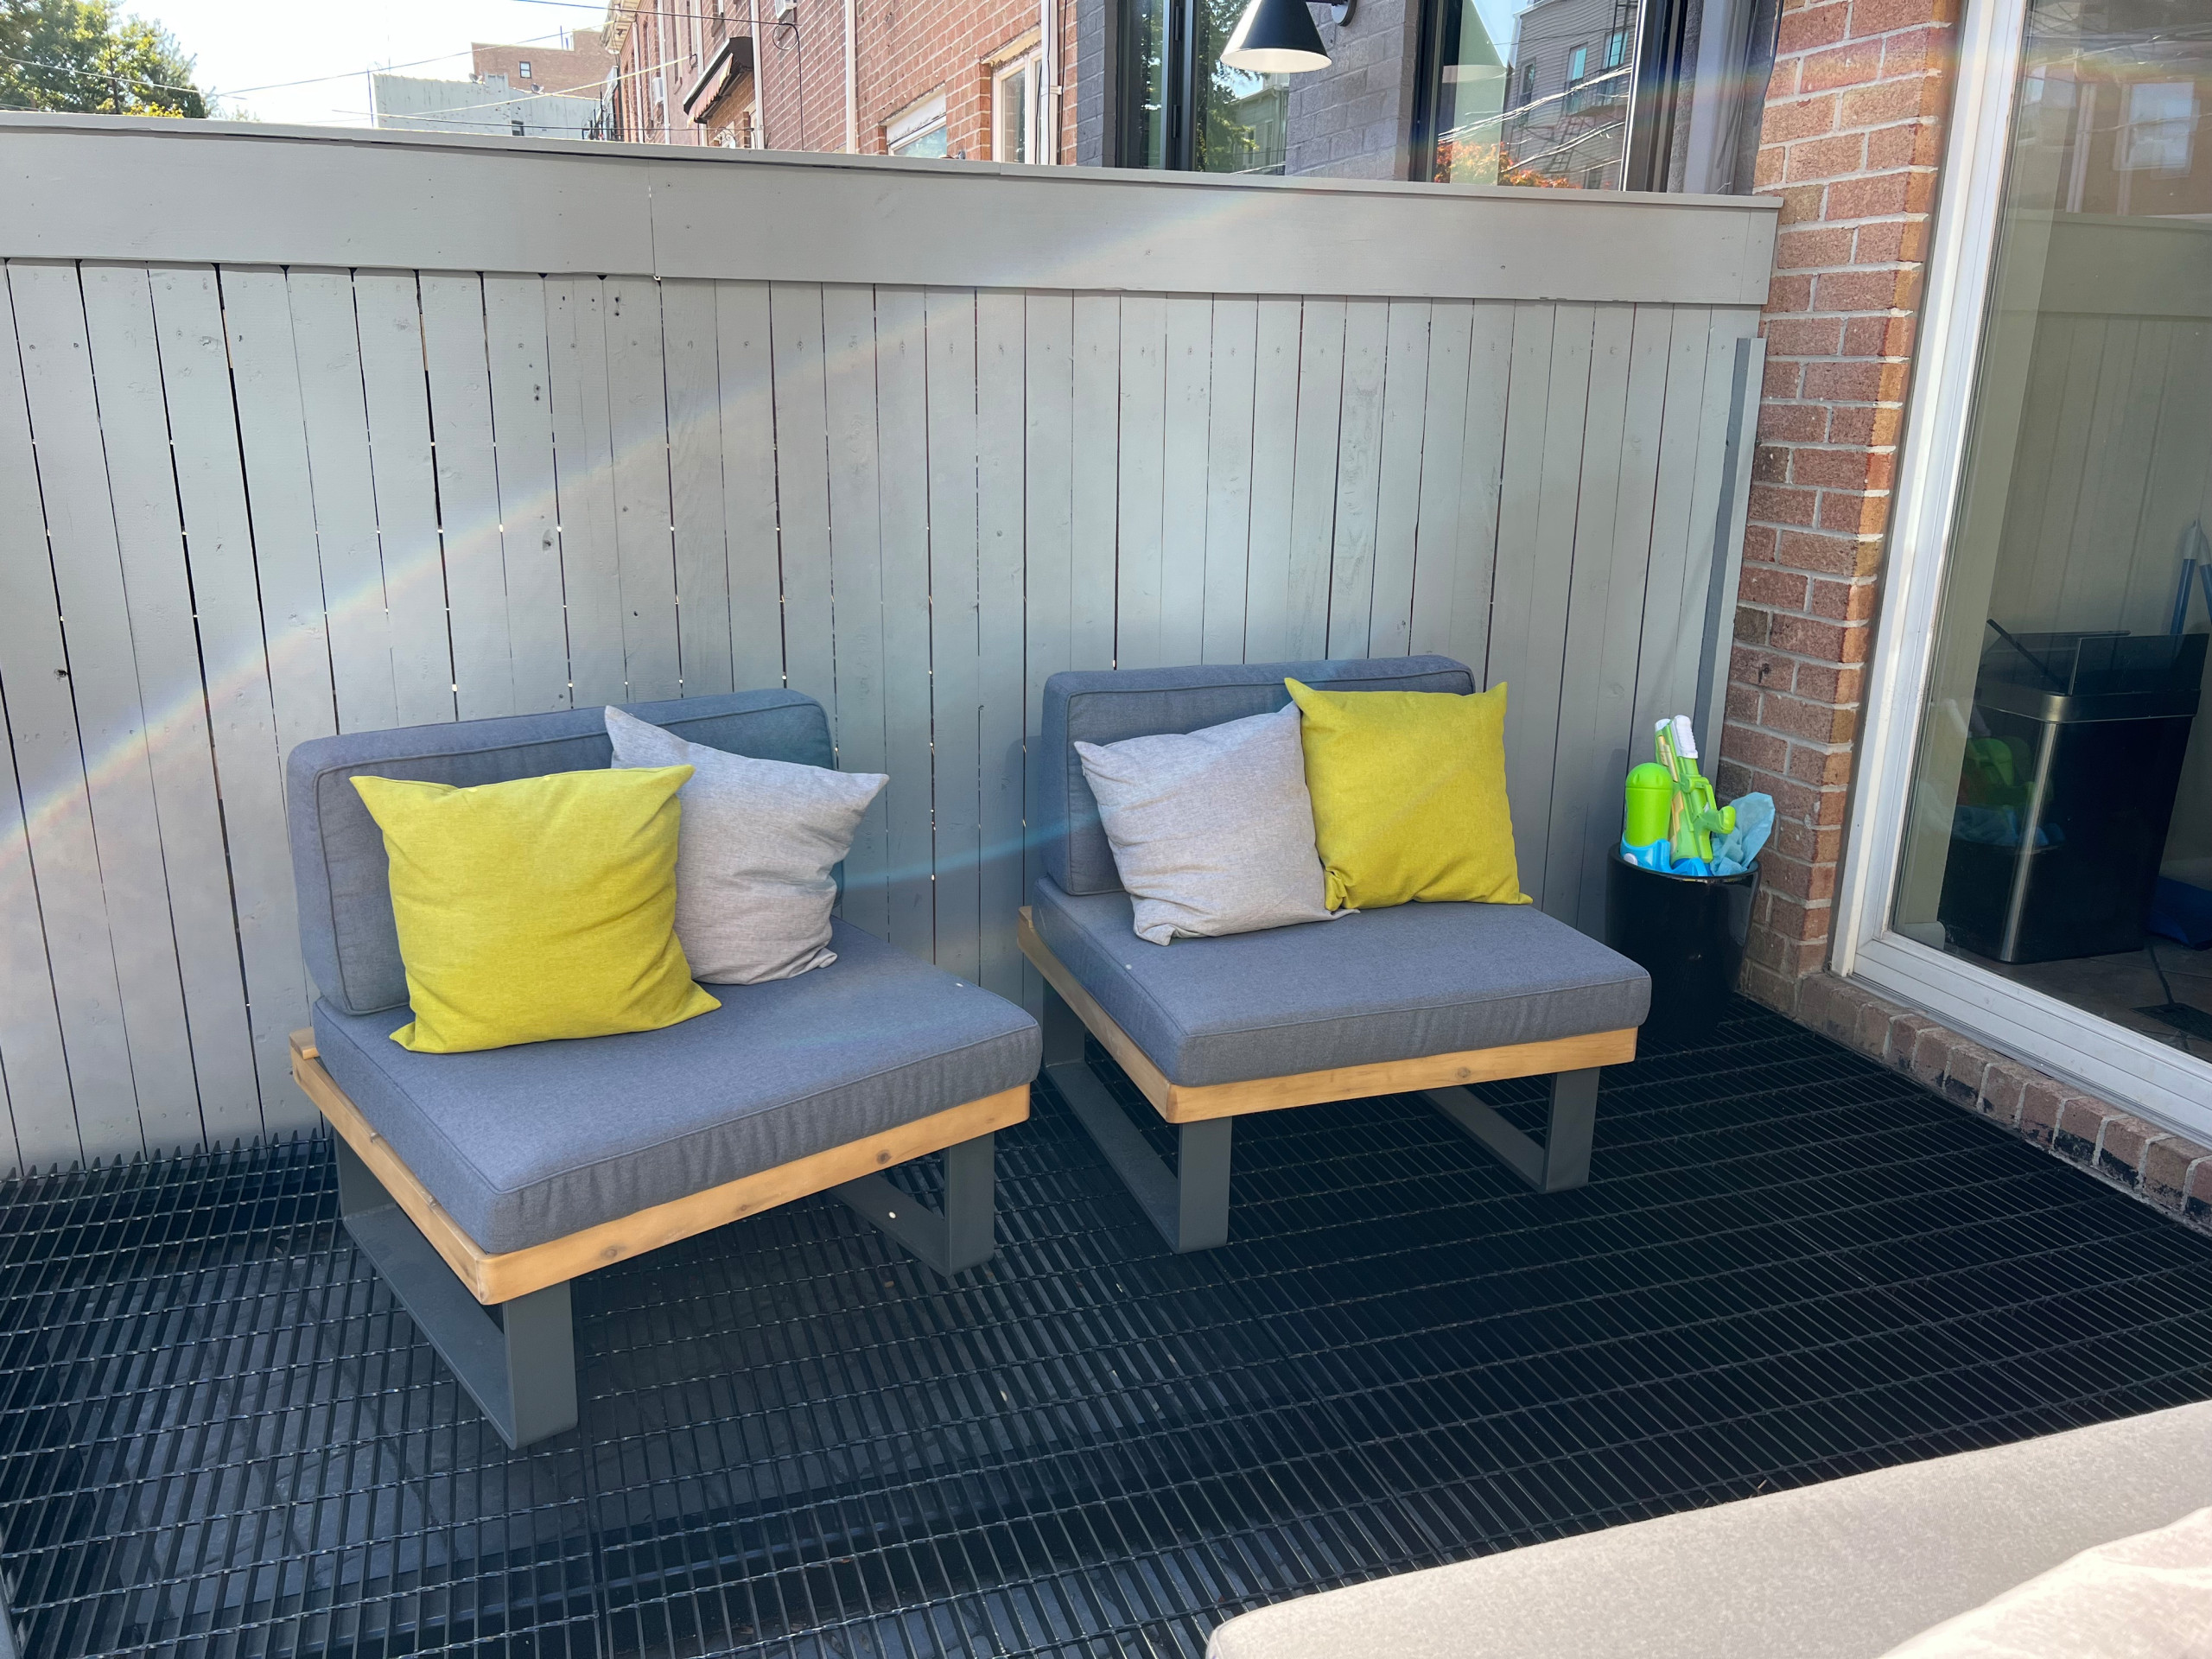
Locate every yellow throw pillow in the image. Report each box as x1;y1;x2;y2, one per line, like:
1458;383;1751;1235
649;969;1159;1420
1285;677;1529;911
351;766;720;1054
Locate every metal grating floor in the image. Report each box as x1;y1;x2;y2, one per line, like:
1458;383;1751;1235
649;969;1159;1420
6;997;2212;1659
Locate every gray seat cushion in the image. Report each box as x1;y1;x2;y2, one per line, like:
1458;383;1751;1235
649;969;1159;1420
313;920;1039;1255
1031;876;1648;1087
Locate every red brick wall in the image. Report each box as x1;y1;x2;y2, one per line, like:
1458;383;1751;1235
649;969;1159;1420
1715;0;1959;1011
611;0;1077;160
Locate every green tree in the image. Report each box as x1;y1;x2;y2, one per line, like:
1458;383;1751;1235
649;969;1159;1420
0;0;207;118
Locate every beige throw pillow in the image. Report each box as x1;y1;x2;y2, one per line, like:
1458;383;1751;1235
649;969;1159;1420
605;706;887;984
1074;704;1339;946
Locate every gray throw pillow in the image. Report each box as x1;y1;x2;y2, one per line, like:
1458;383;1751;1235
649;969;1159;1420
605;706;887;984
1075;704;1340;946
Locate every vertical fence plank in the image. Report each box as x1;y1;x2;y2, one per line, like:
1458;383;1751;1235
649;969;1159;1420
605;276;682;702
1025;291;1077;971
217;270;340;768
976;291;1027;1001
480;274;571;714
1243;296;1303;663
0;266;137;1158
1632;306;1719;743
713;281;785;691
1367;299;1432;658
1158;294;1211;669
659;279;736;698
353;270;455;727
160;267;312;1122
1570;304;1675;931
1068;295;1119;671
13;262;205;1154
1490;302;1563;900
1285;297;1346;660
80;264;262;1141
1435;301;1513;677
0;677;64;1166
546;276;626;707
1541;304;1636;923
422;273;516;721
1406;298;1471;657
875;287;935;958
822;283;891;938
771;283;836;709
1201;297;1257;664
1115;293;1168;671
1325;296;1391;657
288;269;401;734
925;289;982;981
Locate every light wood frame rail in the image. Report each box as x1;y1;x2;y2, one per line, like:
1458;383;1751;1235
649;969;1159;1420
1015;910;1636;1123
290;1030;1030;1306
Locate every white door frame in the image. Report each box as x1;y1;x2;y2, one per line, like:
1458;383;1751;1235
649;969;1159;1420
1833;0;2212;1139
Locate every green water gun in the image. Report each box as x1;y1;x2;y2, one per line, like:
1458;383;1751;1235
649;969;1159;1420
1653;715;1734;865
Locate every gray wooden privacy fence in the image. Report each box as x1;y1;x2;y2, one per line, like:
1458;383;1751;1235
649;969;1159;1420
0;117;1777;1171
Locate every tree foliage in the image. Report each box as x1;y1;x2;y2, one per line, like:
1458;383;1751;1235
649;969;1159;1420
0;0;207;118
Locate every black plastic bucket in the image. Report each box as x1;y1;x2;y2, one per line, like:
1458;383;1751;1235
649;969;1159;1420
1604;850;1760;1045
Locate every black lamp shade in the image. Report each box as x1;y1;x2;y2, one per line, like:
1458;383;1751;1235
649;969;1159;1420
1220;0;1331;73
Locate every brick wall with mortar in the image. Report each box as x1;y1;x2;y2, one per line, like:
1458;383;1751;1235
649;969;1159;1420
1797;972;2212;1235
1713;0;1955;1012
612;0;1077;158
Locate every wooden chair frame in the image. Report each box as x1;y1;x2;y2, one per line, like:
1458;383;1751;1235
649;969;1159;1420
1016;910;1636;1252
292;1032;1028;1446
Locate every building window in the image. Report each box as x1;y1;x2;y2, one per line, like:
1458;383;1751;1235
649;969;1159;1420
995;52;1044;163
2120;80;2196;174
1121;0;1288;173
1604;28;1627;69
1520;61;1537;105
887;92;949;157
1863;0;2212;1129
518;60;532;79
1567;43;1586;81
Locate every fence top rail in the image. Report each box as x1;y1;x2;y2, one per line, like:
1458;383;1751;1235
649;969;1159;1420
0;114;1781;304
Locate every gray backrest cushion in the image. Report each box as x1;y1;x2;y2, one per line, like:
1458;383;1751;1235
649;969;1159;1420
1040;657;1476;896
289;691;833;1014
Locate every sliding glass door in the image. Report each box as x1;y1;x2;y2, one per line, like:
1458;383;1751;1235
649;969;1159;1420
1849;0;2212;1131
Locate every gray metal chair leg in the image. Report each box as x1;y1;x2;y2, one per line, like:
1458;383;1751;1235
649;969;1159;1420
1424;1066;1599;1193
834;1131;1000;1276
1043;988;1233;1252
334;1136;580;1450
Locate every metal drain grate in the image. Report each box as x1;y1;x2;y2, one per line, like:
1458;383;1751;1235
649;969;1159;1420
4;998;2212;1658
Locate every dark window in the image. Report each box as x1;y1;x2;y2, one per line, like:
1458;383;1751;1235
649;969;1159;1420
518;60;532;78
1122;0;1290;172
1111;0;1776;193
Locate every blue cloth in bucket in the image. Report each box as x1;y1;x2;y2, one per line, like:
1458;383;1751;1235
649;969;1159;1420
1618;793;1774;879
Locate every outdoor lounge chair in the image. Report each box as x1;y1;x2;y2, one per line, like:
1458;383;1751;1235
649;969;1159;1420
285;691;1040;1449
1022;657;1651;1252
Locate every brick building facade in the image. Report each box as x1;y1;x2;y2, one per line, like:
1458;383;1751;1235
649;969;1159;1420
473;30;612;99
1719;0;1953;1012
604;0;1076;160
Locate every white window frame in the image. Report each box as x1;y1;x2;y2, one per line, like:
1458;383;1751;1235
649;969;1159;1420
993;48;1045;164
886;90;948;156
1834;0;2212;1139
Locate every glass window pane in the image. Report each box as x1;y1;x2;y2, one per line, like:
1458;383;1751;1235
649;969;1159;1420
1434;0;1511;182
1193;0;1288;173
1128;0;1171;168
1002;64;1030;162
1495;0;1631;188
1891;0;2212;1035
